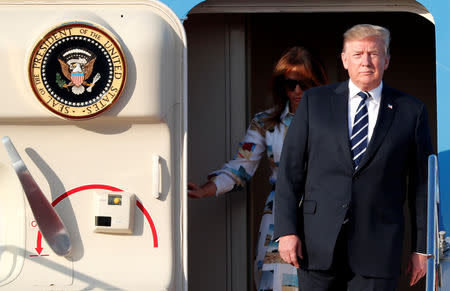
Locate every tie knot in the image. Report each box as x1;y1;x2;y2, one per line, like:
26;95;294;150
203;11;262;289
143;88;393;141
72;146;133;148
357;91;370;101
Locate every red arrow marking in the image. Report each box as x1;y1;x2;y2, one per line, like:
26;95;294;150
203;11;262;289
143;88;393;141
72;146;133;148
51;184;122;207
35;230;43;255
136;200;158;247
52;184;159;247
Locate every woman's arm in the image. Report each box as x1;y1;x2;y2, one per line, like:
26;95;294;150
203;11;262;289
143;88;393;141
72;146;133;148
189;113;269;197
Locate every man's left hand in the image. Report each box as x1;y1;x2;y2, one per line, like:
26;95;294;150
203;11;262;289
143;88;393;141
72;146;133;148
406;253;427;286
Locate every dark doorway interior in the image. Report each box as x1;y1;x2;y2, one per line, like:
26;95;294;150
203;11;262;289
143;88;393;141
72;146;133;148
186;10;436;291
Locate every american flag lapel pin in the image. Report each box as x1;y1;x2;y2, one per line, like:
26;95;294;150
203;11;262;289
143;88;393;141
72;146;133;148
388;104;393;109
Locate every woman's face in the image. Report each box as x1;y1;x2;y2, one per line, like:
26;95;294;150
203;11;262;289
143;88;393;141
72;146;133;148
284;67;308;113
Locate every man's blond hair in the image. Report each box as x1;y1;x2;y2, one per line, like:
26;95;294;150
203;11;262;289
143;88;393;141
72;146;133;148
343;24;390;55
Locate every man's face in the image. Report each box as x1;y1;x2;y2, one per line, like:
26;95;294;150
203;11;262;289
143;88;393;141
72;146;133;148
341;36;390;91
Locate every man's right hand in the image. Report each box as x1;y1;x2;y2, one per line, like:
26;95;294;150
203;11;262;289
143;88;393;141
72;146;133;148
278;234;303;268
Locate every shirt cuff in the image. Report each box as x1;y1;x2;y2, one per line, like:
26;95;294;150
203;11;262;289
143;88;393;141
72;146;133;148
212;174;235;196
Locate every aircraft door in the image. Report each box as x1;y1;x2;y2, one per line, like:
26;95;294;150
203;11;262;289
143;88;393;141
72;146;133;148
0;1;187;290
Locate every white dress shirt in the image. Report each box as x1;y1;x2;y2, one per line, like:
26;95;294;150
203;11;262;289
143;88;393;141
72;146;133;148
347;79;383;143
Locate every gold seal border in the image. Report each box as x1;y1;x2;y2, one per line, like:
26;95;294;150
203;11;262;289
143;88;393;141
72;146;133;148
28;21;127;119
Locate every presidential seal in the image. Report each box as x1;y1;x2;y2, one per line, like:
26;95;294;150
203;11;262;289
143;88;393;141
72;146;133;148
29;22;127;119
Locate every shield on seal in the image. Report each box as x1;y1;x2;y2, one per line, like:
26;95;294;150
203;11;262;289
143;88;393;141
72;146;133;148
71;72;84;87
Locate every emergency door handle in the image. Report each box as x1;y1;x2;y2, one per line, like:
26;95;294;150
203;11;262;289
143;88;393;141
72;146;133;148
2;136;72;257
153;154;161;199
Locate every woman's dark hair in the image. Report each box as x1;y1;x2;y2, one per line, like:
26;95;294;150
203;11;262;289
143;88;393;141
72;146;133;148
263;46;328;129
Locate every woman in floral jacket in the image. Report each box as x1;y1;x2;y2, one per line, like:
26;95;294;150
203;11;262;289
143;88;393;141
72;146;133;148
188;47;328;291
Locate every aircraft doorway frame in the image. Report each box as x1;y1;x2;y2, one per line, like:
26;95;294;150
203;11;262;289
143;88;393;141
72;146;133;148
178;1;442;290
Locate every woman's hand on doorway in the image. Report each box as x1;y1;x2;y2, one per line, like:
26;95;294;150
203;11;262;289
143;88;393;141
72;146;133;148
188;181;217;198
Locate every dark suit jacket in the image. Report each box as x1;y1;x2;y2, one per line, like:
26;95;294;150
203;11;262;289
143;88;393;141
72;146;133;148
274;81;433;278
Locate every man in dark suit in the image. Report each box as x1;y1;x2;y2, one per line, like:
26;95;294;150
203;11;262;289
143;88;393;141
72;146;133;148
274;24;433;290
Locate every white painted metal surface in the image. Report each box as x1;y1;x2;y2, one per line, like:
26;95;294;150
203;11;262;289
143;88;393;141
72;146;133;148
0;1;187;290
190;0;433;22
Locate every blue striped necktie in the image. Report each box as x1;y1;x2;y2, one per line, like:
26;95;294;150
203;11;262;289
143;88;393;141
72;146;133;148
351;91;370;169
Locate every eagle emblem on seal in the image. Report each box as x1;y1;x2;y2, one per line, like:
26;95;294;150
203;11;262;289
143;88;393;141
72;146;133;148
57;47;101;95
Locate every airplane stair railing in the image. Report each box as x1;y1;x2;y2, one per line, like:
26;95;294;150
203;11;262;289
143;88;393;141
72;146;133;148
426;154;439;291
426;154;450;291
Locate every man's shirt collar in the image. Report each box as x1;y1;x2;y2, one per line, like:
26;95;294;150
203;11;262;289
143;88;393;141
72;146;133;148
348;79;382;104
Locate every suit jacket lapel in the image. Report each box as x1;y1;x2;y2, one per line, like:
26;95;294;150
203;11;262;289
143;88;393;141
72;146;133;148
355;85;396;174
332;81;354;170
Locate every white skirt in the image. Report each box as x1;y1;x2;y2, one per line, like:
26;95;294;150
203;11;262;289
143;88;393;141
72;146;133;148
254;190;299;291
